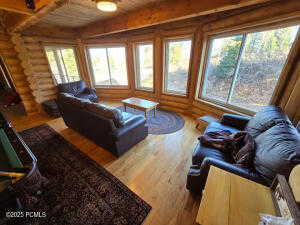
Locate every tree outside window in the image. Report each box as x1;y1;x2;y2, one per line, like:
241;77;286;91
45;46;80;84
201;25;299;112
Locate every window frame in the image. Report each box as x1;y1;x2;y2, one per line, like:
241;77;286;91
196;21;300;115
163;36;194;97
44;45;82;85
86;44;130;89
133;41;155;92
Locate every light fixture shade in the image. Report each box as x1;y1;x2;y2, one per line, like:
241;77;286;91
96;1;117;12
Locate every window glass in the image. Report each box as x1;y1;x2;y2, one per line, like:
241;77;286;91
200;25;299;112
202;35;243;102
45;46;80;84
135;43;154;90
87;46;128;86
165;39;192;95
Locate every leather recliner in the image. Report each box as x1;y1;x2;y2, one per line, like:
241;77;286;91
186;106;300;194
57;80;99;103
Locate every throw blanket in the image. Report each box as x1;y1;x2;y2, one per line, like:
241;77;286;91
199;131;255;169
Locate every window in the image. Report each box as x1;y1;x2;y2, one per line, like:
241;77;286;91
164;38;192;95
200;25;299;112
134;43;154;90
87;46;128;86
45;46;80;84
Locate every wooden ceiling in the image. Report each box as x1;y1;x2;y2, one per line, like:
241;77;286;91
0;0;282;38
39;0;164;28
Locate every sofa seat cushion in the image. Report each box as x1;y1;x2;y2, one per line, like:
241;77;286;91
76;93;98;103
85;103;125;128
246;105;291;138
192;142;233;165
205;122;240;134
192;122;238;165
122;112;133;122
254;123;300;182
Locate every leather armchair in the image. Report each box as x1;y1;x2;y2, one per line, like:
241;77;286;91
187;106;300;194
221;113;252;130
57;80;99;103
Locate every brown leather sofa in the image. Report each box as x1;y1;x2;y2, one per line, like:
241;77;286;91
57;93;148;157
187;106;300;194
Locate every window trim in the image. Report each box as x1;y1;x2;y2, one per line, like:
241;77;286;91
44;45;82;85
196;21;300;115
163;36;193;97
85;44;130;89
133;41;155;92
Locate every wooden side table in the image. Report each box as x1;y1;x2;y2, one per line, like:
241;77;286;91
196;115;219;130
196;166;276;225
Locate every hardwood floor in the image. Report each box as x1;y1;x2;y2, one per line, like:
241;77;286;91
7;101;202;225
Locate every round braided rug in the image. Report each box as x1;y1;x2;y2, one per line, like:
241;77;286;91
117;106;185;135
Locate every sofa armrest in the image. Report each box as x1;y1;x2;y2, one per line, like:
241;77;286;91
83;87;97;95
221;113;252;130
112;115;146;140
187;157;268;194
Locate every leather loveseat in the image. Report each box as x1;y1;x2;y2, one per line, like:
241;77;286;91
57;93;148;157
57;80;99;103
187;106;300;194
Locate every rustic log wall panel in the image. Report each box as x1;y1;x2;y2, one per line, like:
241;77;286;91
80;0;300;120
0;28;38;114
11;33;57;104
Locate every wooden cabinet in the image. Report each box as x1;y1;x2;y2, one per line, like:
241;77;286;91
196;166;276;225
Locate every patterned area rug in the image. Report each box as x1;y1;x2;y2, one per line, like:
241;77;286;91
117;106;185;134
7;124;151;225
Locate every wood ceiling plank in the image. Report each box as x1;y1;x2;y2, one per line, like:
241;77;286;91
4;0;70;32
80;0;276;38
0;0;34;15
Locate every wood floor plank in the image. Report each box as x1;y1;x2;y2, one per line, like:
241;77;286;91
5;101;202;225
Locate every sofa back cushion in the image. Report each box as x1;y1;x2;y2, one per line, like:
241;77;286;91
254;123;300;182
58;80;87;96
245;105;291;138
85;102;125;128
58;93;90;108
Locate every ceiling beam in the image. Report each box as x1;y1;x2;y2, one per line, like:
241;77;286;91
0;0;34;15
4;0;70;33
80;0;276;38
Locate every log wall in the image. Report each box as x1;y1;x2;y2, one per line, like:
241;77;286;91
11;33;57;105
0;26;38;114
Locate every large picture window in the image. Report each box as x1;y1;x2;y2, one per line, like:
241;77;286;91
134;43;154;90
87;46;128;86
45;46;80;84
164;38;192;95
200;25;299;112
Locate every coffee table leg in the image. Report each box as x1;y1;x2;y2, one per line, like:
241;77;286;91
145;111;147;118
154;107;156;117
124;105;127;112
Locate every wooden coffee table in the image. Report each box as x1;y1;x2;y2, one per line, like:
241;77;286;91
122;97;159;118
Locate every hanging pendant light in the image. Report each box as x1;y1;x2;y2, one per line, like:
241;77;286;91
95;0;118;12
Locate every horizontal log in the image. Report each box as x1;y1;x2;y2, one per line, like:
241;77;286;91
0;34;10;42
7;65;24;74
4;58;20;66
31;65;50;73
0;50;18;58
0;41;14;50
24;44;42;51
160;94;189;104
159;100;189;110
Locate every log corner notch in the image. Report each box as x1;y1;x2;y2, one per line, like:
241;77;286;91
79;0;276;39
2;0;70;33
